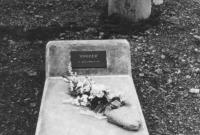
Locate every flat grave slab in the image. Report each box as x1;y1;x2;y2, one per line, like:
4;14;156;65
35;40;149;135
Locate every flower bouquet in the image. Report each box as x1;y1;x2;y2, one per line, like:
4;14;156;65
63;63;125;115
62;63;141;131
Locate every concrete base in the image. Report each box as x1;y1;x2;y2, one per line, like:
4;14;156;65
35;40;149;135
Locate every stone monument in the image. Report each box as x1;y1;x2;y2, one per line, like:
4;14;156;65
108;0;152;22
35;39;149;135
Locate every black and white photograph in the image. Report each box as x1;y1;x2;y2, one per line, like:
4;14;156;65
0;0;200;135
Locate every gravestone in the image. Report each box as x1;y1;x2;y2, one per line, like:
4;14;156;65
35;40;149;135
108;0;152;22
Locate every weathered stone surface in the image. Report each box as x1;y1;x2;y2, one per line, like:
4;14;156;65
152;0;163;5
108;0;152;22
46;40;131;77
36;40;149;135
36;76;149;135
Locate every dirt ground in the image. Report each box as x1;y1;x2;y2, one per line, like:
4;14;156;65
0;0;200;135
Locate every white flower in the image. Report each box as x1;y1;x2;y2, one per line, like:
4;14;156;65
80;101;87;106
72;97;80;106
83;84;91;92
69;76;77;82
69;81;74;91
88;95;95;100
81;95;89;102
82;79;92;92
79;87;84;93
90;84;106;98
75;95;89;106
76;81;84;89
63;77;69;82
82;94;88;98
96;92;104;98
119;94;126;102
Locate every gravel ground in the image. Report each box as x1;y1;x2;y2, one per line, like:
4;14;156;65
0;0;200;135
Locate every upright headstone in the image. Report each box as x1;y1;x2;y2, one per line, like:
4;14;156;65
35;40;149;135
108;0;152;22
153;0;163;5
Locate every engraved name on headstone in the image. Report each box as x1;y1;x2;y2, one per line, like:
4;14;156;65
71;51;107;68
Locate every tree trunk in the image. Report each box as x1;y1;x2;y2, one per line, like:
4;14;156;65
108;0;152;22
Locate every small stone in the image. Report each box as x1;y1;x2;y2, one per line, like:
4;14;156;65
175;69;181;74
3;36;7;41
24;98;31;102
193;35;200;41
194;48;199;52
132;35;139;39
59;33;65;37
26;70;37;76
168;16;180;25
152;50;156;53
167;78;173;84
181;59;186;62
30;102;36;107
139;73;144;77
194;68;200;72
98;32;104;39
36;40;43;44
84;27;96;33
34;110;38;115
161;54;166;59
185;75;191;79
184;92;189;97
155;68;162;74
35;15;43;18
76;32;81;35
8;40;15;45
189;88;200;94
